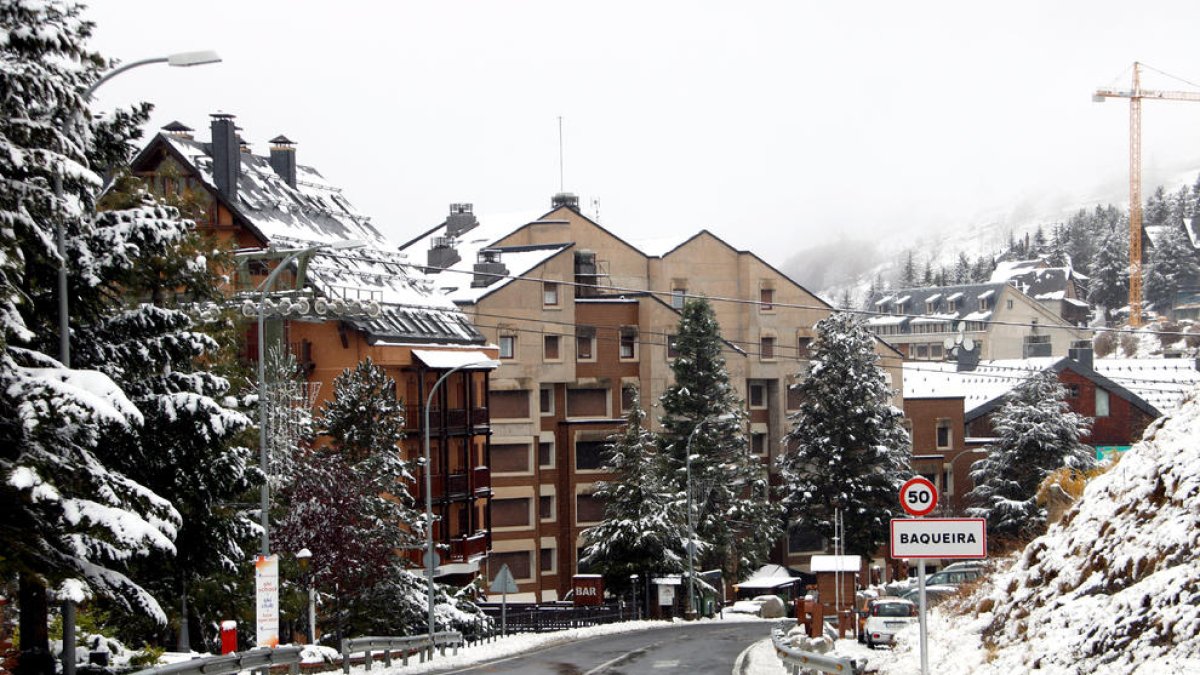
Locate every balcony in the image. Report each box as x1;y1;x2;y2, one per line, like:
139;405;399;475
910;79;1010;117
405;406;490;433
449;532;489;562
473;466;490;494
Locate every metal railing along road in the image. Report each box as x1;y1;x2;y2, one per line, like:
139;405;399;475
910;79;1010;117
771;620;865;675
340;631;464;673
129;646;302;675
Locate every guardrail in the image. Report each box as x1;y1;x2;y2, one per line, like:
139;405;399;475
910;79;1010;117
478;602;623;633
129;646;302;675
340;631;463;673
771;620;864;675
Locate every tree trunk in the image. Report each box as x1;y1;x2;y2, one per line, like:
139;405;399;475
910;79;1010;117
16;574;53;675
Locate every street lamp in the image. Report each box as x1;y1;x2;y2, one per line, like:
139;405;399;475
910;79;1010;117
56;50;222;368
296;548;314;645
53;50;220;675
253;240;366;556
423;359;498;648
684;413;737;620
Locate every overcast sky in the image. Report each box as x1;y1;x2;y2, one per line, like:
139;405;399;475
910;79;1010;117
86;1;1200;268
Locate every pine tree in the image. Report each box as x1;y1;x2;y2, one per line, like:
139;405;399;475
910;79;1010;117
1089;227;1129;320
1144;186;1171;228
582;389;684;600
954;253;971;284
900;250;918;287
1;2;183;670
777;312;912;558
659;299;781;580
966;372;1094;545
1144;226;1200;313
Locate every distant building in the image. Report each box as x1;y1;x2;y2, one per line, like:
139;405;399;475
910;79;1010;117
867;283;1091;360
128;116;497;582
989;257;1091;325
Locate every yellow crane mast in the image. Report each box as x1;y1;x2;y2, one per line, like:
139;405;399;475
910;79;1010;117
1093;62;1200;327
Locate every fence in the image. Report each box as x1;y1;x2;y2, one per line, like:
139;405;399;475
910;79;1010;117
771;620;864;675
478;603;623;634
340;631;463;673
129;646;302;675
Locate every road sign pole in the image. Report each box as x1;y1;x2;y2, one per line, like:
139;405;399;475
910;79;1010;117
918;558;928;675
501;589;507;636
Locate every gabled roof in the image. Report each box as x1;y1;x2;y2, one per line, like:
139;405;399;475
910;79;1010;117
1091;358;1200;414
902;356;1162;421
130;131;484;346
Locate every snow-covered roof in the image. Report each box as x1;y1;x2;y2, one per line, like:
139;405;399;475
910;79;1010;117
977;289;995;299
867;315;908;326
959;311;993;322
810;555;862;572
945;292;964;302
924;293;942;303
903;359;1058;411
411;349;498;370
1092;358;1200;415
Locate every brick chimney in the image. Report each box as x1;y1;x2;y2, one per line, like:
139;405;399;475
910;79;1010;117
269;135;298;188
446;203;478;237
1068;342;1094;371
472;249;508;288
209;113;239;201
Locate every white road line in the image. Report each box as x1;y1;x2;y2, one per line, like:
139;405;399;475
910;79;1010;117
582;640;665;675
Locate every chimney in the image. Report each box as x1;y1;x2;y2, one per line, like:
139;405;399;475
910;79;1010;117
269;135;298;188
1068;342;1094;371
446;203;478;237
955;343;980;372
161;120;194;140
471;249;508;287
238;133;251;154
551;192;579;210
209;113;239;201
426;236;460;273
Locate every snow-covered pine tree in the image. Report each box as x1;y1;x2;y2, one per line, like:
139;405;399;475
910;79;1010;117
966;371;1094;545
582;388;684;599
1089;226;1129;321
954;252;971;284
275;358;432;636
1144;225;1200;314
659;299;781;581
776;312;911;558
1;2;187;670
900;250;917;287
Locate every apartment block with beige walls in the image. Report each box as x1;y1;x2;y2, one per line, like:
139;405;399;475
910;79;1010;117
401;195;905;599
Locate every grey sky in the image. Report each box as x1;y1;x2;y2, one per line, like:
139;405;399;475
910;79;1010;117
86;1;1200;268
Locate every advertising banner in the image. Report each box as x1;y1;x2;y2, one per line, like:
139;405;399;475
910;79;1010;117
255;555;279;648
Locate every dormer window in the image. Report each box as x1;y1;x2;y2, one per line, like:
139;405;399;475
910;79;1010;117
977;290;994;311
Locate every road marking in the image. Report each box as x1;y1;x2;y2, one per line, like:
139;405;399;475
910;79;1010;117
652;659;680;668
581;640;664;675
732;638;770;675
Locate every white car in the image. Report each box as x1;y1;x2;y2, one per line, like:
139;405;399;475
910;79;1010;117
863;598;918;648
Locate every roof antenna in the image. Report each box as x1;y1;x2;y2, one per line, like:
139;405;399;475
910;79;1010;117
558;115;565;192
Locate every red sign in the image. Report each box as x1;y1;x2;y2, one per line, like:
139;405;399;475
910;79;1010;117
572;575;604;606
899;477;938;517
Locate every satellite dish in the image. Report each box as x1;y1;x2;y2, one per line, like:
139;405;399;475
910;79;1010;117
292;298;311;315
943;337;956;350
313;298;330;315
962;337;976;352
241;301;258;318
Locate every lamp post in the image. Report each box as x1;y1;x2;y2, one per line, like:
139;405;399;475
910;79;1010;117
296;548;314;645
424;359;498;648
684;413;737;620
52;50;220;675
254;240;365;557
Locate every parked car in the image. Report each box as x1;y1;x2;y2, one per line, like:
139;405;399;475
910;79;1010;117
924;568;983;587
899;585;959;607
863;598;918;648
727;594;786;618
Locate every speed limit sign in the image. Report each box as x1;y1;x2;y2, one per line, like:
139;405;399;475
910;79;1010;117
899;476;938;517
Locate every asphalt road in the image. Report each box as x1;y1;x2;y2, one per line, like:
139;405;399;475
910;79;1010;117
427;621;770;675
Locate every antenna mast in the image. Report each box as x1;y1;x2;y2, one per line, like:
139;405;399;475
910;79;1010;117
558;116;565;192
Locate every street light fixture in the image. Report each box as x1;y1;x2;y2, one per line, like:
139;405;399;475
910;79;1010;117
684;413;737;620
423;359;498;648
296;547;314;645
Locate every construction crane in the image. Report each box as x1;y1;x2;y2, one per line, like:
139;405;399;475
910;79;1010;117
1093;62;1200;327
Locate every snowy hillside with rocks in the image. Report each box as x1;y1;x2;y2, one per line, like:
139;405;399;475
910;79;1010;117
876;388;1200;674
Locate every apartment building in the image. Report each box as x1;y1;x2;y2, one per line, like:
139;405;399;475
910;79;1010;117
128;116;497;581
401;195;905;599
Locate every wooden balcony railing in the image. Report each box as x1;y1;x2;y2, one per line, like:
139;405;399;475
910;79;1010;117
473;466;490;493
404;406;491;432
449;532;489;562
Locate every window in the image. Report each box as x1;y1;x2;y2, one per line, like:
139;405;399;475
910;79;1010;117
491;390;530;419
576;326;595;361
567;388;608;417
492;498;532;528
936;419;952;449
667;335;679;359
749;382;767;408
926;300;938;313
788;525;824;554
760;288;774;311
491;551;531;581
543;335;560;361
1096;388;1110;417
1067;384;1080;399
540;547;555;573
499;335;516;359
671;288;686;309
539;386;554;415
797;337;812;359
539;495;555;520
576;493;606;524
761;336;775;360
915;344;929;360
786;384;803;411
930;343;944;360
492;443;531;473
575;439;608;470
619;327;638;360
538;441;554;467
1006;299;1014;310
751;433;767;456
543;282;559;306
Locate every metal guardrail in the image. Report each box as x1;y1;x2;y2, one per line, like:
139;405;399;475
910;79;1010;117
129;646;302;675
771;620;864;675
340;631;464;673
478;602;623;634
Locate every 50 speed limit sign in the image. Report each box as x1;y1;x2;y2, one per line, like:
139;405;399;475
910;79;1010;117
899;476;938;517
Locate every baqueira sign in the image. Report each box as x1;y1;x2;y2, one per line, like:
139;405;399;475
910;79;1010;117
890;518;987;559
